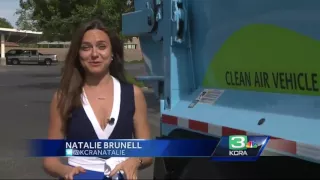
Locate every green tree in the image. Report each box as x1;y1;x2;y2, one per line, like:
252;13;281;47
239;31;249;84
0;17;13;28
15;0;134;41
15;0;38;31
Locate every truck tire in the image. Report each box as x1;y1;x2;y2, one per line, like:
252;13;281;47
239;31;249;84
44;59;52;66
11;59;19;65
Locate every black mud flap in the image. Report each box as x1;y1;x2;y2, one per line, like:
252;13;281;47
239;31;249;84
155;147;320;179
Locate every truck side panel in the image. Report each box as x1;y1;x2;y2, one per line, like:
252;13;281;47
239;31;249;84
122;0;320;178
159;0;320;158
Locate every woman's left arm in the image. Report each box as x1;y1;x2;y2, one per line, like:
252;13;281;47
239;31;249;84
132;85;153;169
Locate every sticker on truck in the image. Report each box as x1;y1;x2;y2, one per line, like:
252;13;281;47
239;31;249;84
189;89;224;108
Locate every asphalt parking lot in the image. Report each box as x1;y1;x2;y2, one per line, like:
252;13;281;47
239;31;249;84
0;64;159;179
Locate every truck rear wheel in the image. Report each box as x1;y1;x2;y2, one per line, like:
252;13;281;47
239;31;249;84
11;59;19;65
44;59;52;66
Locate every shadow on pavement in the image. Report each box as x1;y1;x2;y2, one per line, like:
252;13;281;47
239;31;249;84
25;73;60;78
30;100;52;105
18;82;60;90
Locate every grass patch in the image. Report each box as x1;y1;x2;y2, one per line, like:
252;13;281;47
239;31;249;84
125;73;145;87
125;59;144;64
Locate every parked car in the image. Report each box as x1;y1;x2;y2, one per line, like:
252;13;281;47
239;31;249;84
6;49;58;65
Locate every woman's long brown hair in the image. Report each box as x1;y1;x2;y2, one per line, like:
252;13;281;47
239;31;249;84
57;19;127;130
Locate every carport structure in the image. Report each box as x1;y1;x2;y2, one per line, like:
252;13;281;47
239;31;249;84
0;27;43;65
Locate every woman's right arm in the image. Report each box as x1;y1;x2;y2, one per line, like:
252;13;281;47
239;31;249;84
43;92;72;178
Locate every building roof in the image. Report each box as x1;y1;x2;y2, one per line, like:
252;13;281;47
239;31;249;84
37;41;70;45
0;28;43;44
37;38;140;45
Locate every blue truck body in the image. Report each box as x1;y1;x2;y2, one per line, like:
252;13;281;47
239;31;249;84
122;0;320;178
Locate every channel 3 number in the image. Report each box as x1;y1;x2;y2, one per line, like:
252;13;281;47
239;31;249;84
229;135;247;150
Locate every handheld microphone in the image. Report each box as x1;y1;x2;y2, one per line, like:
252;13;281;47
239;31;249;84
108;118;115;125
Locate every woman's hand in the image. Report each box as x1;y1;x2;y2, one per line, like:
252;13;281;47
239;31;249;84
109;158;141;179
63;166;86;180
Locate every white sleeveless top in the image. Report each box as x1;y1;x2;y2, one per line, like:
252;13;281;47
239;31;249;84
67;76;126;173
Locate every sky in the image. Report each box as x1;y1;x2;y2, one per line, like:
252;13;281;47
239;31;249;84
0;0;19;28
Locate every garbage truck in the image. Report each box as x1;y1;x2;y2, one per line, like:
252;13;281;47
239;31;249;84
122;0;320;179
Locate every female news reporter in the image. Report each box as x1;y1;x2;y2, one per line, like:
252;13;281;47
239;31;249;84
43;19;153;179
